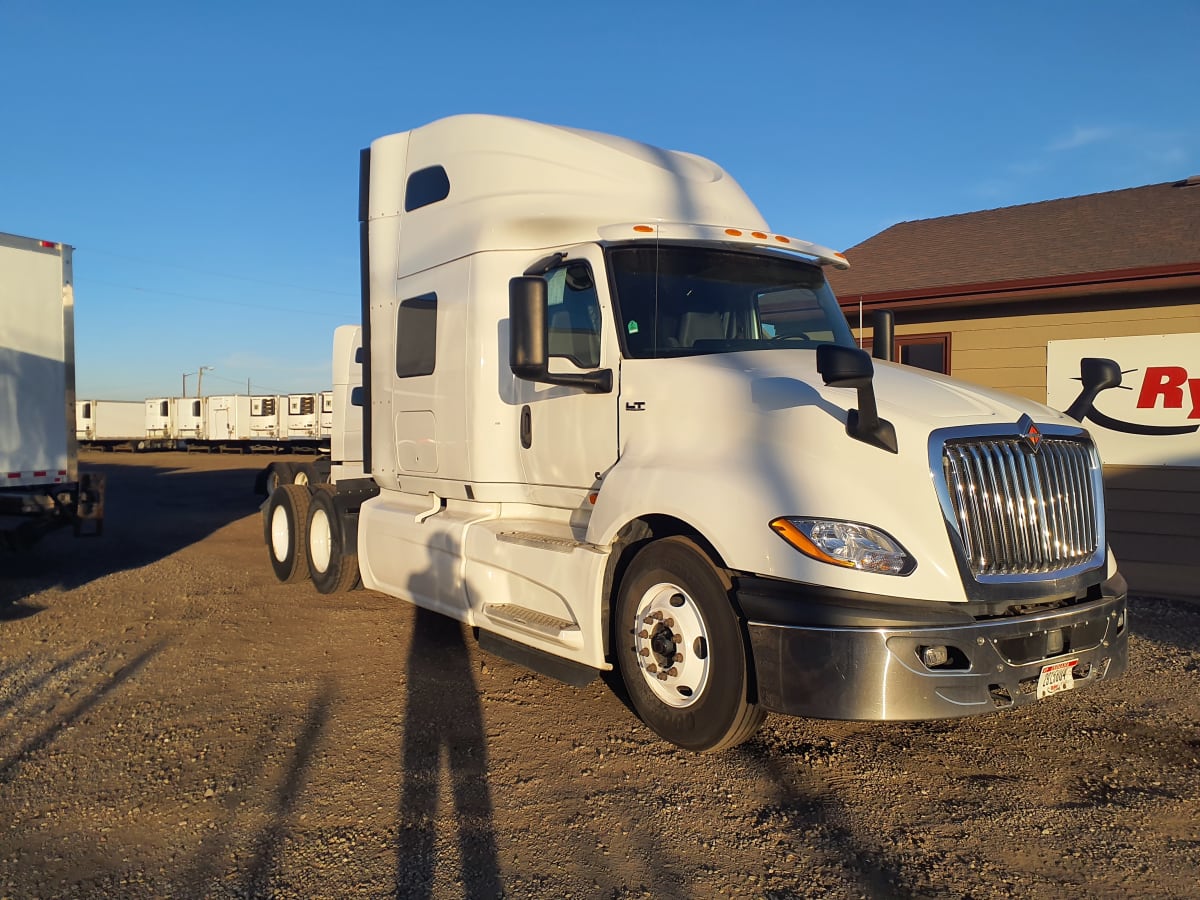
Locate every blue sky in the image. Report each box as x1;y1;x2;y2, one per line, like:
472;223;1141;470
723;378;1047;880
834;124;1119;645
3;1;1197;400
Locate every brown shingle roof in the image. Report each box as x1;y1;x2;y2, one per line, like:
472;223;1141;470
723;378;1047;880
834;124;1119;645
827;177;1200;301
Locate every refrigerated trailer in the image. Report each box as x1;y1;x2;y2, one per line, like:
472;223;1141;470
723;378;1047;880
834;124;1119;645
1;232;103;548
76;399;146;450
145;398;173;445
263;116;1128;751
203;394;252;447
172;396;204;443
319;390;334;439
284;393;320;441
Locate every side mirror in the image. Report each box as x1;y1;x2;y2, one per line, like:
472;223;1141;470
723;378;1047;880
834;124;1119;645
508;277;613;394
817;343;874;388
817;344;897;454
1064;357;1123;422
509;276;549;381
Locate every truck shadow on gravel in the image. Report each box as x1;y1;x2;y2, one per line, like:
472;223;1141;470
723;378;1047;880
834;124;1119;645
395;606;501;899
0;636;169;785
1128;595;1200;652
1;457;263;607
178;678;335;897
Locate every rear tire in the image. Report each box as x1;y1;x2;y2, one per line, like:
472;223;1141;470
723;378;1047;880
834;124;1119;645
265;484;311;583
615;536;765;752
305;487;360;594
265;462;294;496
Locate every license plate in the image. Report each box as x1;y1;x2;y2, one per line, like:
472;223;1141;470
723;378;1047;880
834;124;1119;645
1037;658;1079;700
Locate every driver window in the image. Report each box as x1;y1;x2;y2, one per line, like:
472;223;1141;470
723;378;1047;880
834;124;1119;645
544;264;601;369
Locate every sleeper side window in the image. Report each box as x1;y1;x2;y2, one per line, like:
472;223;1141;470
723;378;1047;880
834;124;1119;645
543;264;601;369
405;166;450;212
396;293;437;378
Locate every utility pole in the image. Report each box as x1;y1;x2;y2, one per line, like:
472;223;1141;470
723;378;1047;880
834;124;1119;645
197;366;213;398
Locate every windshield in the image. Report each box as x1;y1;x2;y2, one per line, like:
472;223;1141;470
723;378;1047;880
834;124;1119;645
607;245;856;359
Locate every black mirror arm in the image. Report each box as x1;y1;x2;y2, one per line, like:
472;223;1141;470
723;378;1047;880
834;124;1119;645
817;343;899;453
513;365;613;394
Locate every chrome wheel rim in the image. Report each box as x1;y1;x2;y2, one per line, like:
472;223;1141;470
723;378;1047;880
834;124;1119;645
630;581;710;708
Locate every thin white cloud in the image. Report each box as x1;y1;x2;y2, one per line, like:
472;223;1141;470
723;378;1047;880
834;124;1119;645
1048;126;1117;152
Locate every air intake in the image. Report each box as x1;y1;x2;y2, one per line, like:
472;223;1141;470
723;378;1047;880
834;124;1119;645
941;436;1101;577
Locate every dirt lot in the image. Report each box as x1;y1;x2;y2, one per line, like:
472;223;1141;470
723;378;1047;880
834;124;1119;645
2;452;1199;899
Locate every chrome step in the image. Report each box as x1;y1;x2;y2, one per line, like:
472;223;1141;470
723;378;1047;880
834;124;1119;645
496;530;603;554
484;603;578;637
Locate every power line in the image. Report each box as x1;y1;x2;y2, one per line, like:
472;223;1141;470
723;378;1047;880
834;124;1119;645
87;247;355;298
87;279;349;318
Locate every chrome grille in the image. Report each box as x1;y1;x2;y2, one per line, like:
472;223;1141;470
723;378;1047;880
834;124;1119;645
942;436;1100;577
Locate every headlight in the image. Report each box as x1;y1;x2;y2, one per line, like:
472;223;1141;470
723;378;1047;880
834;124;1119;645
770;517;914;575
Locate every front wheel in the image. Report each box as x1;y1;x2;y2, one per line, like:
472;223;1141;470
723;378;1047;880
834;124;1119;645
615;536;765;752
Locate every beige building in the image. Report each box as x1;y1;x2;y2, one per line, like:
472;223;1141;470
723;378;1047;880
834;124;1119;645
827;177;1200;598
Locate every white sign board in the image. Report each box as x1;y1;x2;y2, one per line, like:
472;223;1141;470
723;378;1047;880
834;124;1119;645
1047;334;1200;467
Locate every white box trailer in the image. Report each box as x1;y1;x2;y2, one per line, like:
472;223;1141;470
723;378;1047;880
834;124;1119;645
145;397;174;444
263;116;1128;751
1;232;103;547
318;390;334;438
171;396;204;442
76;399;145;448
284;392;320;440
249;394;283;441
203;394;253;443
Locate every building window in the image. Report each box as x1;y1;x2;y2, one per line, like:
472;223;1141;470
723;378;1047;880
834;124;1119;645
396;293;437;378
895;333;951;374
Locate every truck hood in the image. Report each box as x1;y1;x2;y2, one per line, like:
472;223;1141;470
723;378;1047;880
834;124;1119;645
592;349;1085;604
617;348;1073;454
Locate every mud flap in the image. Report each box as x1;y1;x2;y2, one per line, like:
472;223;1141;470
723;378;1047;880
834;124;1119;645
74;472;106;538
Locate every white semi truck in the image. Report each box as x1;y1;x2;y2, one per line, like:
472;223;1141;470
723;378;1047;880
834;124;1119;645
264;116;1127;751
1;232;104;548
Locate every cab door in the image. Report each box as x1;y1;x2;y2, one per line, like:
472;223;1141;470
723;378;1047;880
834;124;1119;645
514;246;619;493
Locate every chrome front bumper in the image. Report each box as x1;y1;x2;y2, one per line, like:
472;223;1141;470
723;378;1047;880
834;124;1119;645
742;575;1127;721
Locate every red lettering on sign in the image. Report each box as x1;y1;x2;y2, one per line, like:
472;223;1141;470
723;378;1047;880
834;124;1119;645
1137;367;1187;409
1137;366;1200;419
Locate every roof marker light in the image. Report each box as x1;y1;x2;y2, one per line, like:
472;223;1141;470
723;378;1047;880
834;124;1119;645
775;235;791;244
725;228;743;237
633;225;655;233
751;231;767;239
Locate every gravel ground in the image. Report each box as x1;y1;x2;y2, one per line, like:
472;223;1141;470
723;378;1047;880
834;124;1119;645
2;451;1198;899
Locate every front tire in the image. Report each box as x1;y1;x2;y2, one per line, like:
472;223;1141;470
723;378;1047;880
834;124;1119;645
615;536;765;752
265;484;310;583
305;487;360;594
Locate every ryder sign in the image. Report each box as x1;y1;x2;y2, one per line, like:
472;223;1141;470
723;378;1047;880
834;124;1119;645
1047;333;1200;467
